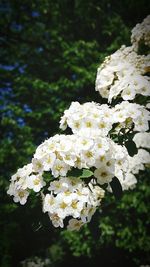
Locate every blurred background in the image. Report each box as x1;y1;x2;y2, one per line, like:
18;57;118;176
0;0;150;266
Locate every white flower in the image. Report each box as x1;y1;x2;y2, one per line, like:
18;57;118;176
104;158;115;173
97;119;112;136
146;102;150;109
59;191;77;204
134;119;149;132
136;149;150;164
74;156;88;169
81;149;96;167
95;67;114;90
88;183;105;204
127;104;142;119
115;158;128;173
45;139;56;153
13;190;29;205
128;155;145;174
94;167;114;185
57;139;72;152
49;213;64;228
60;152;77;167
43;194;56;213
84;206;96;222
48;179;68;193
34;142;47;159
133;132;150;149
112;143;129;163
121;86;136;100
69;120;83;132
94;154;107;168
55;197;70;219
51;159;70;178
27;174;46;192
114;109;128;123
118;173;137;191
77;136;94;151
80;205;93;223
11;163;33;181
32;158;44;173
93;137;109;155
67;218;83;231
7;182;16;196
43;153;56;171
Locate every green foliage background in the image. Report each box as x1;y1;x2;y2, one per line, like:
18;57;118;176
0;1;150;266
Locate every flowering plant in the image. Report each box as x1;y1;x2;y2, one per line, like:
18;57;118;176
7;16;150;231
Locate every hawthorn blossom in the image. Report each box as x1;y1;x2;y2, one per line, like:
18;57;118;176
7;16;150;231
131;15;150;50
43;177;105;228
95;45;150;102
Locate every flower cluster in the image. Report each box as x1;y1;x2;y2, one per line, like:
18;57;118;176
43;177;104;229
7;163;39;205
7;133;129;206
60;102;113;137
95;45;150;102
131;15;150;50
60;101;150;135
118;147;150;191
33;134;126;175
113;101;150;132
7;16;150;231
21;256;51;267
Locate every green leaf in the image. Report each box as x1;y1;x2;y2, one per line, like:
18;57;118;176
125;140;138;157
80;169;93;178
67;168;93;179
110;177;122;200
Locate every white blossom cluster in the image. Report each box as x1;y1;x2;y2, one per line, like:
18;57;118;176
95;16;150;102
7;128;134;230
7;16;150;231
33;133;127;176
8;102;149;229
131;15;150;50
113;101;150;132
60;102;113;137
7;133;128;206
127;132;150;186
21;256;51;267
95;45;150;102
60;101;150;134
43;177;104;229
7;163;42;205
118;148;150;191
